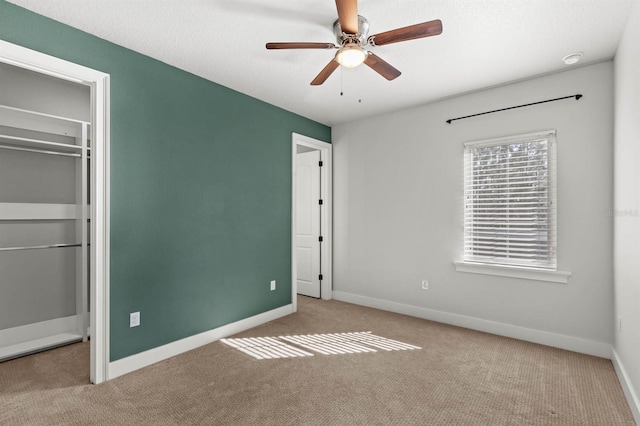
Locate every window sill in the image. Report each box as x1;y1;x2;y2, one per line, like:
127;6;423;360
453;261;571;284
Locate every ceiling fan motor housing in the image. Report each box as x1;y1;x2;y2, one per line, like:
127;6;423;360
333;15;370;45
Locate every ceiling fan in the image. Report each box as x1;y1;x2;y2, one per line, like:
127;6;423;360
266;0;442;85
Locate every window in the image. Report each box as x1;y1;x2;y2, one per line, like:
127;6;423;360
463;130;557;270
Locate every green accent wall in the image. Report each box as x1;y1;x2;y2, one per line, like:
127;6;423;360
0;1;331;361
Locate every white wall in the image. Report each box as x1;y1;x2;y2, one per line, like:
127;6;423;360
613;0;640;420
0;61;89;121
333;61;614;356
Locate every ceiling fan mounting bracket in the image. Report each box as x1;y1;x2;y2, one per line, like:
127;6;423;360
333;15;370;46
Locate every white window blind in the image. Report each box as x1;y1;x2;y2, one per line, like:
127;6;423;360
463;130;557;270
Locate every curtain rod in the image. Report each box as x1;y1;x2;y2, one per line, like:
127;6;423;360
446;94;582;124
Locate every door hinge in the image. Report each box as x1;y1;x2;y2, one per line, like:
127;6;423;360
319;199;323;205
319;236;323;242
319;161;323;167
319;274;323;281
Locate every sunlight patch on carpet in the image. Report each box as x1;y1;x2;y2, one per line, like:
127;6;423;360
220;336;314;360
221;332;421;360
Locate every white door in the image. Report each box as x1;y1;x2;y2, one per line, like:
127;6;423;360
296;150;321;298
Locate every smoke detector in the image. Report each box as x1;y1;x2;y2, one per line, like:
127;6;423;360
562;52;583;65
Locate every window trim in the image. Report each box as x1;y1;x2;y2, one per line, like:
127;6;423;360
453;261;571;284
458;129;570;282
463;129;557;269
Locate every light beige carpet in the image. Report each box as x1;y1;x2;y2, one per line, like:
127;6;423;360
0;296;635;425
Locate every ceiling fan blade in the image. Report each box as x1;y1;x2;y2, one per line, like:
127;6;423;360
369;19;442;46
266;42;337;49
335;0;359;34
364;52;401;81
311;60;340;85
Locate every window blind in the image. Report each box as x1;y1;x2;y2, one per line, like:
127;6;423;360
463;130;557;270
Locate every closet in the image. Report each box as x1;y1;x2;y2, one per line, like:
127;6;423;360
0;62;90;361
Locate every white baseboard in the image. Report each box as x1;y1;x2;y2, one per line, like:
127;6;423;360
108;304;294;380
0;315;83;361
0;315;78;346
612;348;640;424
0;333;82;361
332;291;611;359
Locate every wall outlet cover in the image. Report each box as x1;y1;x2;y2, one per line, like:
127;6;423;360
130;311;140;328
270;280;276;291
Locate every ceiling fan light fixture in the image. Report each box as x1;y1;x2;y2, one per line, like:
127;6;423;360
335;44;367;68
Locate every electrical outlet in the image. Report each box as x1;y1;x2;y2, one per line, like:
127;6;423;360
421;280;429;290
130;311;140;328
270;280;276;291
618;315;622;332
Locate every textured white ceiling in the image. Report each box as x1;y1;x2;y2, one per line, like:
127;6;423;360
6;0;635;126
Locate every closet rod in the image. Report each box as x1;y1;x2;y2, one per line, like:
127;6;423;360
0;243;84;252
0;133;83;149
0;143;81;158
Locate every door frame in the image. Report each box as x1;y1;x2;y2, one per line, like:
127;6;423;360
291;133;332;312
0;40;111;384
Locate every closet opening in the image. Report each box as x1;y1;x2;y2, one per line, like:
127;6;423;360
0;40;110;384
0;60;90;362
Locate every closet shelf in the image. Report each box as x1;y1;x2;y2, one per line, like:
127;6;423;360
0;333;83;362
0;104;89;139
0;203;90;220
0;143;81;158
0;133;88;154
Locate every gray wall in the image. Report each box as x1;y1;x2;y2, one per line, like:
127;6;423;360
333;61;614;349
614;0;640;420
0;62;89;330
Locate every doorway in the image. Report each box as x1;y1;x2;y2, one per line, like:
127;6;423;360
291;133;332;312
0;40;110;384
